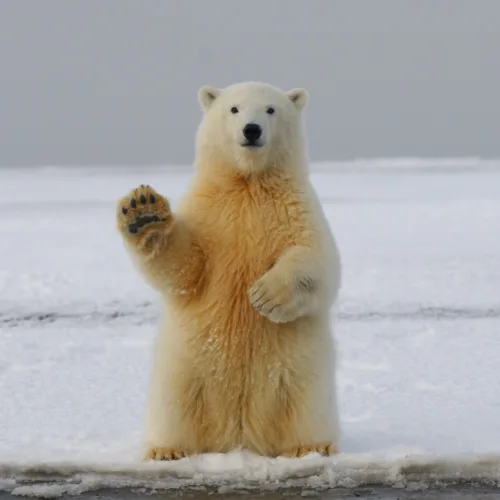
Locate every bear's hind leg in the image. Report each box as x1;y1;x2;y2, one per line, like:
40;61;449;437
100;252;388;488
274;346;340;459
144;378;206;461
143;331;207;460
275;397;340;459
143;384;194;461
144;373;207;460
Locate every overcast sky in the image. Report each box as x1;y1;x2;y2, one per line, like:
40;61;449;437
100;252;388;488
0;0;499;166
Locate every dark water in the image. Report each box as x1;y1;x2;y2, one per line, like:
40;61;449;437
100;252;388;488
2;487;500;499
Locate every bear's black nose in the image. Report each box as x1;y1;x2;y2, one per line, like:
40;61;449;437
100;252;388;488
243;123;262;142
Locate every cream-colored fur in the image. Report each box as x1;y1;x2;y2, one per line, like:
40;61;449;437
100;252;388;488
116;82;342;460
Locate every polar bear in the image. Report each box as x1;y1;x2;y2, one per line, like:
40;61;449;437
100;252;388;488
116;81;342;460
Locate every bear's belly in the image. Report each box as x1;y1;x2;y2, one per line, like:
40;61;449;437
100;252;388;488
190;247;314;389
187;304;317;455
193;201;295;347
196;257;282;357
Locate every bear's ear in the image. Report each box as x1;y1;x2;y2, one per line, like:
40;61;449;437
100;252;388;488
286;88;308;111
198;86;221;111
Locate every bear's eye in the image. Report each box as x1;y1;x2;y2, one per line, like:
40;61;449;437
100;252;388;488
230;106;239;114
266;106;275;115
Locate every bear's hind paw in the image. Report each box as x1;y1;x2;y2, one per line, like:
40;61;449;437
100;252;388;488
280;443;337;458
144;447;188;461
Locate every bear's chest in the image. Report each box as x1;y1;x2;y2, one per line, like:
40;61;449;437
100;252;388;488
199;187;301;280
183;180;309;361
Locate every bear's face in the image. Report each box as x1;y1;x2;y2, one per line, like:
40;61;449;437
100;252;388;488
196;82;308;173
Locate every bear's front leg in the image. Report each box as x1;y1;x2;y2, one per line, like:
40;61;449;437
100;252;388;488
117;185;205;297
249;246;321;324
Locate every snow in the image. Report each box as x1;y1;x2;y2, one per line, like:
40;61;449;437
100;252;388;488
1;159;500;496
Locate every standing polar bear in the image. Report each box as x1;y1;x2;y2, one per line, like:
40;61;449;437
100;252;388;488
116;82;342;460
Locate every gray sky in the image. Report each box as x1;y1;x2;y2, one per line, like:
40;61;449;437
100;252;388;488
1;0;499;166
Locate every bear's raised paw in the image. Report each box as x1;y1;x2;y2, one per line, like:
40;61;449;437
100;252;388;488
144;447;189;461
117;185;173;237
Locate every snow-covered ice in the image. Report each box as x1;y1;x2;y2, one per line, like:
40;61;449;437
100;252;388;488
1;160;500;496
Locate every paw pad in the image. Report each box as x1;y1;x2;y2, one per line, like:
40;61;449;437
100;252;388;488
118;185;171;236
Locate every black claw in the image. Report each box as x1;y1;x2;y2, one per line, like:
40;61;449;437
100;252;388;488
121;207;128;215
297;276;317;293
140;194;147;204
130;199;137;208
150;194;156;204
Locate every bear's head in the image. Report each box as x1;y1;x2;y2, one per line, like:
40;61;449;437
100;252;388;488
195;81;308;174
